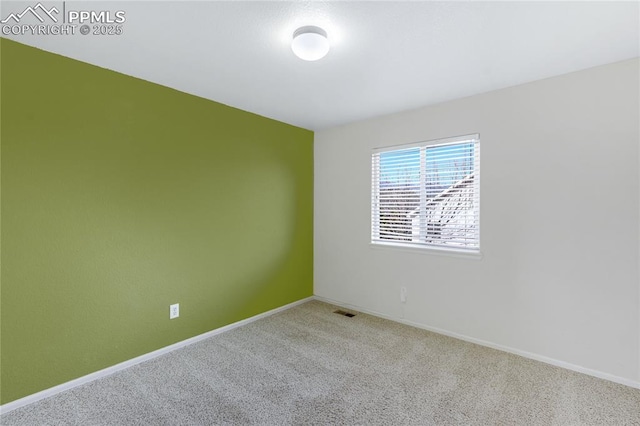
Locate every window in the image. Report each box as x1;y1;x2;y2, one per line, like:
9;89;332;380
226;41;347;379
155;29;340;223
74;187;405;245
371;134;480;253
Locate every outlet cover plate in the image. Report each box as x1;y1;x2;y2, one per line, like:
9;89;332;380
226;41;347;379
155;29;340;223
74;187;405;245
170;303;179;319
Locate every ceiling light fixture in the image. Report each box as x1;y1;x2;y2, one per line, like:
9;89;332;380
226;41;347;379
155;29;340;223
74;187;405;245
291;26;330;61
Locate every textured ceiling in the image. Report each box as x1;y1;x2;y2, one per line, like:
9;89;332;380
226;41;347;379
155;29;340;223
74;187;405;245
2;1;639;130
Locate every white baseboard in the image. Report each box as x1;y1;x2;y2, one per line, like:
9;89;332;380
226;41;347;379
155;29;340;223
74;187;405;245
313;295;640;390
0;296;314;415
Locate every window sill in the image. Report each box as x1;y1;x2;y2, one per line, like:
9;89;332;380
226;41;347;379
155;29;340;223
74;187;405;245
370;241;483;260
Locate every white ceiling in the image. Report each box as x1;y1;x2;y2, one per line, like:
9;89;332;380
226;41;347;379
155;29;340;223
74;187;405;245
2;1;639;130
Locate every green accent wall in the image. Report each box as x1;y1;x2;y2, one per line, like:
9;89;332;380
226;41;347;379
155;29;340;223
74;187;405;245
0;39;313;404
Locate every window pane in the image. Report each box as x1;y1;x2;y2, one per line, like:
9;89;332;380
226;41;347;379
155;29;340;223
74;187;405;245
378;148;420;241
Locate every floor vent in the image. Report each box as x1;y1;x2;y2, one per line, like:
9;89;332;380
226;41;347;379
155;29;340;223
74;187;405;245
334;310;356;318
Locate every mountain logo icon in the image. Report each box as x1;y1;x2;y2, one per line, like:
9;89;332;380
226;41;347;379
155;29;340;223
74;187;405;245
1;3;59;24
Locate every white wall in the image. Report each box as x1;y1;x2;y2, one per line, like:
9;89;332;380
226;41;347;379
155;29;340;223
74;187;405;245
314;59;640;386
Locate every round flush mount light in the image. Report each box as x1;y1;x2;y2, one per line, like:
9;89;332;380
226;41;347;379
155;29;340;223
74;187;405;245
291;26;330;61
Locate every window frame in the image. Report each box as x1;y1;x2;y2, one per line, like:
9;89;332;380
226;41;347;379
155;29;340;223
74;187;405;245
371;134;481;257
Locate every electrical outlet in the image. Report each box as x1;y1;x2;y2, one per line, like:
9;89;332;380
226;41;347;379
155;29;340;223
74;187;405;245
170;303;179;319
400;287;407;303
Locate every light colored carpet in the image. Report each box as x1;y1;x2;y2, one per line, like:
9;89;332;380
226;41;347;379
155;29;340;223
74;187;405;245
2;300;639;425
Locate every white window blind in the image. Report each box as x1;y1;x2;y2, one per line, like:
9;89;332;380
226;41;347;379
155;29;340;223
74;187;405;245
371;134;480;252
